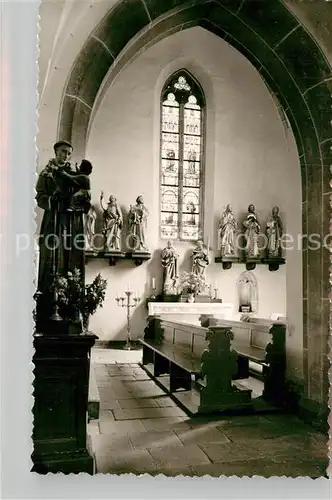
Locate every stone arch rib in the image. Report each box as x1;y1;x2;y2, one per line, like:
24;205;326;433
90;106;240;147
58;0;331;413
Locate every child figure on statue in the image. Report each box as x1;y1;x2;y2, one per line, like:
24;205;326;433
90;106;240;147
49;159;92;213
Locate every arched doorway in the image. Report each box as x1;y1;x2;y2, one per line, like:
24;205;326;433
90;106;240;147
58;0;331;426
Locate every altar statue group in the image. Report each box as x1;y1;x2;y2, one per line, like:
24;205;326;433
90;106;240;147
85;193;149;253
218;204;283;260
160;239;210;296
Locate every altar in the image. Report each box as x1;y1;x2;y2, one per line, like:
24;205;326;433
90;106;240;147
148;301;234;325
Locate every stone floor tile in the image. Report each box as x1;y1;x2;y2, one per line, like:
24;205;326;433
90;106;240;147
155;397;177;407
133;373;152;381
98;389;132;400
113;406;186;420
96;369;114;375
133;367;146;374
87;420;100;436
98;379;127;388
96;448;157;474
108;375;137;381
152;465;194;477
98;410;115;422
130;388;167;398
176;427;230;445
191;460;270;477
91;433;133;451
124;380;158;390
99;419;147;435
92;349;142;365
201;442;264;463
219;422;301;442
212;414;271;428
263;413;301;424
266;458;329;478
130;430;183;449
248;434;329;459
142;417;192;432
99;399;122;410
118;398;159;409
149;444;211;467
95;378;114;385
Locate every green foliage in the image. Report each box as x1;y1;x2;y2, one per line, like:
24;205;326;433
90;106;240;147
83;273;108;317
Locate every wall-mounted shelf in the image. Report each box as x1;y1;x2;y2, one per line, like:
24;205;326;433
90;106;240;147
85;250;151;267
215;256;285;272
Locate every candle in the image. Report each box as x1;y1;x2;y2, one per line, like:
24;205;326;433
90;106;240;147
207;234;210;250
152;277;156;289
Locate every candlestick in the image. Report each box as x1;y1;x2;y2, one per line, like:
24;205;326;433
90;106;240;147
115;287;141;350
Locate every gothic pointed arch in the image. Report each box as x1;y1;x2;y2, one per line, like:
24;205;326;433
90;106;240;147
58;0;332;413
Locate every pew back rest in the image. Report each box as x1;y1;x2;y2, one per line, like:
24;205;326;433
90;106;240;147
211;318;285;351
161;320;208;358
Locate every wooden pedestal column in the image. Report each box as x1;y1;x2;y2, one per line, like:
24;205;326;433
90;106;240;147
31;333;97;474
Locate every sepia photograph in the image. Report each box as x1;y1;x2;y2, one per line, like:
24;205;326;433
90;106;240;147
31;0;330;478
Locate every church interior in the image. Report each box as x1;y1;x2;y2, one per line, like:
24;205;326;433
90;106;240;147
33;0;331;477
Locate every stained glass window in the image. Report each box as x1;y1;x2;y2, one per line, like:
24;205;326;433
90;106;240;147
160;71;205;241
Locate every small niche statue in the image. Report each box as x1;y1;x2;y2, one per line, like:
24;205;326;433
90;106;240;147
84;205;97;251
100;192;123;251
128;195;149;251
242;204;261;259
266;206;283;258
219;204;238;258
161;240;179;295
192;240;210;279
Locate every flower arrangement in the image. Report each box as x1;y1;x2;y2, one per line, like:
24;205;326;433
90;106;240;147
54;268;82;315
82;273;108;320
53;268;107;327
179;271;206;295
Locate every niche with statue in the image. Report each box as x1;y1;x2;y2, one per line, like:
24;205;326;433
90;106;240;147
236;271;258;313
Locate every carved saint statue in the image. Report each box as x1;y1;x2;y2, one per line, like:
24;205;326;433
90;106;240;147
243;204;261;259
100;192;123;251
192;240;210;278
84;205;97;251
128;195;149;251
35;140;91;332
266;206;283;258
161;240;178;295
219;204;238;257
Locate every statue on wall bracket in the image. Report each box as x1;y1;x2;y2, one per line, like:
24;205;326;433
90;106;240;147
99;192;125;265
218;204;239;269
264;206;285;271
242;204;261;269
128;195;151;266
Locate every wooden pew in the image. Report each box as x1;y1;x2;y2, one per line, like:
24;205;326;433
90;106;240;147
139;317;252;415
199;315;286;405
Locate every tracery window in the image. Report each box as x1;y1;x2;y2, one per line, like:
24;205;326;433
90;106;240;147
160;71;205;241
